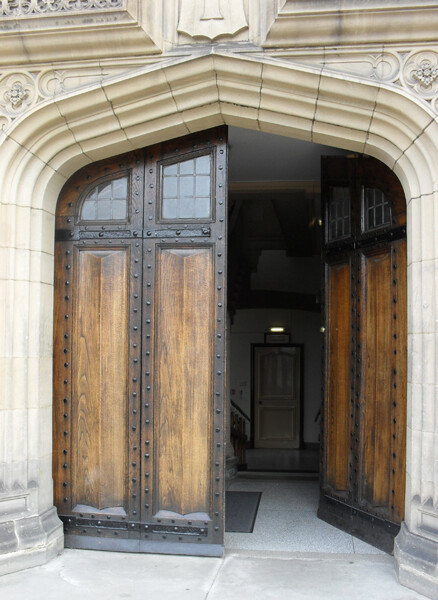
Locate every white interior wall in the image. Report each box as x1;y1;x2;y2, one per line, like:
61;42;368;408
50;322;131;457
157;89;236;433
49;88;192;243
228;127;329;447
229;308;322;444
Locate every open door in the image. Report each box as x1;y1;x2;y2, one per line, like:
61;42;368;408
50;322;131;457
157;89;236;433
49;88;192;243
53;128;227;556
318;155;407;552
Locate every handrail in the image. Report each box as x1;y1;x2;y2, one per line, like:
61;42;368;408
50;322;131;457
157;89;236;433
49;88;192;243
230;400;250;423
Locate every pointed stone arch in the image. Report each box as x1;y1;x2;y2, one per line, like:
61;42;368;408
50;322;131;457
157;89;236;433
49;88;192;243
0;52;437;594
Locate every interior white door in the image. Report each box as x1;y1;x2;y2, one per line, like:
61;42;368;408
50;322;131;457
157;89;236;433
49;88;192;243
254;346;301;449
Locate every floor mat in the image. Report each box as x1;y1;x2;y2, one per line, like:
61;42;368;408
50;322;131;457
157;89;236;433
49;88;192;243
225;491;262;533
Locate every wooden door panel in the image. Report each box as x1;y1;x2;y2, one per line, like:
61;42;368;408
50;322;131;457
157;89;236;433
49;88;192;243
390;238;407;523
359;241;406;521
53;241;72;510
325;260;351;494
71;247;128;511
258;406;297;441
154;247;214;518
259;351;295;397
360;248;392;510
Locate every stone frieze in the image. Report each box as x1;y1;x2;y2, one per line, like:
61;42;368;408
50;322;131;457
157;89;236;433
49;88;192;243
272;49;438;115
0;49;437;135
0;0;122;16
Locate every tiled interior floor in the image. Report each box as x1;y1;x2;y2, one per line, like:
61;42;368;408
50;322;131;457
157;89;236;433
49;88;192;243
225;474;385;555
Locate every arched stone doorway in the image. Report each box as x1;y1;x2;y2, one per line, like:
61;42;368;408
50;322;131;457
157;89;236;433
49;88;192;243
1;53;437;595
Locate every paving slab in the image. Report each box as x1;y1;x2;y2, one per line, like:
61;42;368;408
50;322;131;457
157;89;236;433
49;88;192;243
0;549;430;600
0;549;221;600
211;553;430;600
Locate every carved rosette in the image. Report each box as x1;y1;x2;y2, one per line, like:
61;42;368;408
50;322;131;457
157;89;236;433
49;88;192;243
0;73;37;124
403;51;438;100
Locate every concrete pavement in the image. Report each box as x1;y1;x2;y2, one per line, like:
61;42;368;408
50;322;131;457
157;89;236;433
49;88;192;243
0;548;429;600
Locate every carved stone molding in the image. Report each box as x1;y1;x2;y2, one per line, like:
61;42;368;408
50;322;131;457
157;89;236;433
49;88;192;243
370;50;438;114
0;0;122;16
177;0;248;41
0;65;147;132
278;49;438;115
1;49;438;135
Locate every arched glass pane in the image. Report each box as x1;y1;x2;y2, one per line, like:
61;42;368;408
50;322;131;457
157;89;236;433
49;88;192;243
161;154;212;220
80;176;128;222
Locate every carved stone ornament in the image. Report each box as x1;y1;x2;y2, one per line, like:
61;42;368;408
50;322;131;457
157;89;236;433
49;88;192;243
282;48;438;115
403;52;438;100
178;0;248;41
0;65;143;131
413;61;438;87
0;73;36;120
6;82;29;108
0;0;122;16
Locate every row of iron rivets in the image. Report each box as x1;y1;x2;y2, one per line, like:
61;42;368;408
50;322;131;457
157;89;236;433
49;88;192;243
130;240;142;519
349;256;358;486
143;147;178;529
390;247;399;511
212;144;226;536
346;255;359;492
62;247;72;502
143;238;153;516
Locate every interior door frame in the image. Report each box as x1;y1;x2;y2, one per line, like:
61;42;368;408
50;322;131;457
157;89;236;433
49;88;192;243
250;343;304;450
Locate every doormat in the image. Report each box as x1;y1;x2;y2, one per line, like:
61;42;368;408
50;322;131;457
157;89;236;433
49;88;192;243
225;491;262;533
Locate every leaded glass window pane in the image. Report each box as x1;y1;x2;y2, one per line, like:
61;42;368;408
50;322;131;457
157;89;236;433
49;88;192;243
80;176;128;222
327;186;351;241
161;154;212;220
362;187;392;231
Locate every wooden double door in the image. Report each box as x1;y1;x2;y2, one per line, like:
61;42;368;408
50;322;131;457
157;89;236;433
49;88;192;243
53;129;227;555
53;129;407;555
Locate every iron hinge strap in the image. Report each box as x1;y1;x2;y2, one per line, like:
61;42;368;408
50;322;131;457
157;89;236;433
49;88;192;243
55;228;211;242
143;227;211;238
